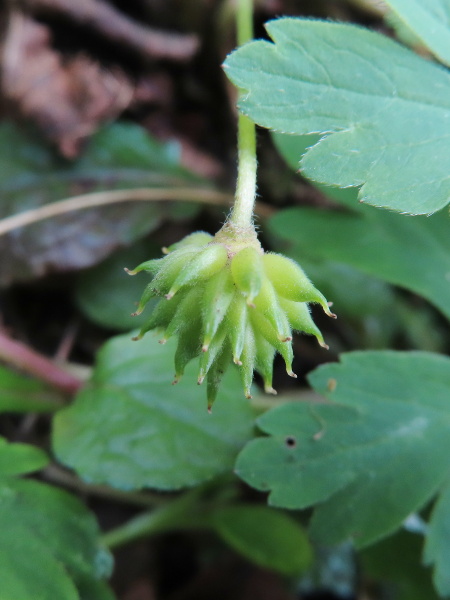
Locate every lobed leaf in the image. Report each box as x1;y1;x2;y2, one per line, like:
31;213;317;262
52;333;255;490
236;351;450;551
224;18;450;214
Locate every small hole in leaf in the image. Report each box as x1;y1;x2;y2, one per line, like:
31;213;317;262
285;436;296;448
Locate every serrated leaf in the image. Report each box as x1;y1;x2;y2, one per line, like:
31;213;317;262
75;240;160;331
236;351;450;551
384;0;450;66
268;206;450;321
424;482;450;596
0;477;112;600
52;333;255;491
0;437;48;476
0;121;199;285
224;18;450;214
0;365;63;413
211;504;312;574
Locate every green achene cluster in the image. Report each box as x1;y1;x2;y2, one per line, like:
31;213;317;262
127;226;335;409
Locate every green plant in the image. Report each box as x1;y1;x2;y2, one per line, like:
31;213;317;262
126;1;334;410
2;1;450;598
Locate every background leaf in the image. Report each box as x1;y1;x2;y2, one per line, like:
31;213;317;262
75;240;160;331
0;442;112;600
236;351;450;551
0;365;63;412
224;18;450;214
384;0;450;66
424;482;450;596
0;436;48;475
0;121;199;285
268;205;450;321
211;504;312;575
270;131;448;351
53;333;256;491
361;529;439;600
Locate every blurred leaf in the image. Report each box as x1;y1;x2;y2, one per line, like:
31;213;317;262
268;206;450;321
224;18;450;214
0;365;63;412
77;576;116;600
0;444;112;600
0;121;200;285
362;529;439;600
384;0;450;66
424;482;450;596
236;351;450;552
75;240;160;331
53;333;255;490
0;436;48;475
211;504;312;575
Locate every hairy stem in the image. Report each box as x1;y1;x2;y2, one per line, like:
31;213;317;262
228;0;257;230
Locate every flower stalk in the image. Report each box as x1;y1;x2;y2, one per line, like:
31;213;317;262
127;0;335;409
228;0;257;231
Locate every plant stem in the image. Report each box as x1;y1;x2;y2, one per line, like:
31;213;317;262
0;188;274;238
101;488;208;549
42;464;169;508
0;330;83;396
228;0;257;230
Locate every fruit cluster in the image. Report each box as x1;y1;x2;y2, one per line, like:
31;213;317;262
127;227;334;409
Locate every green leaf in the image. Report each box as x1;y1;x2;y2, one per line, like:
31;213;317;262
75;240;160;331
53;333;255;490
268;206;450;321
76;576;116;600
0;365;63;413
271;131;360;209
0;478;113;600
361;529;439;600
211;504;312;575
271;131;401;341
0;121;199;285
236;351;450;549
424;482;450;596
0;437;48;476
224;18;450;214
384;0;450;66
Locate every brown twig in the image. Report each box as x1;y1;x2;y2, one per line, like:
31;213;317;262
22;0;199;62
0;187;275;238
0;330;84;395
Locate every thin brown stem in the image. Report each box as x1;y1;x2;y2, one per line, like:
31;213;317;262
22;0;199;62
0;187;274;238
